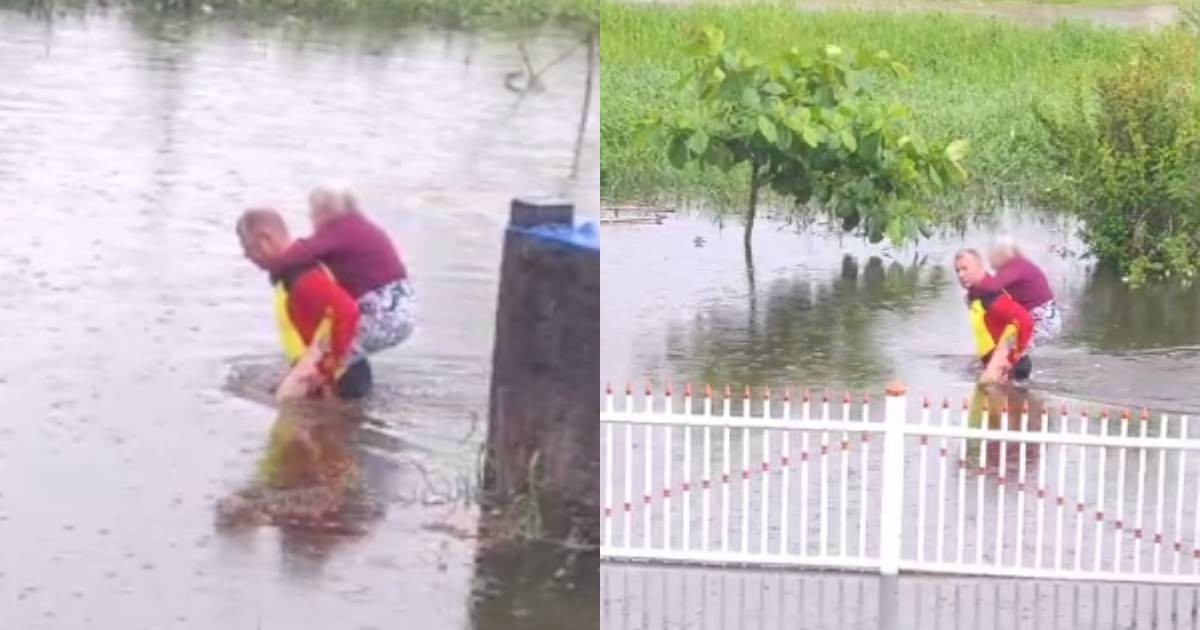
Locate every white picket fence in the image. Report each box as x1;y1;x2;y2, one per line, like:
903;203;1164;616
600;383;1200;584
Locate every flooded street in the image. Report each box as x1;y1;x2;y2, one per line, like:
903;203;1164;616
601;210;1200;414
0;7;597;628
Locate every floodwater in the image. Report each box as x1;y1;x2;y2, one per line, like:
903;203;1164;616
603;565;1200;630
0;6;597;629
600;210;1200;627
601;210;1200;413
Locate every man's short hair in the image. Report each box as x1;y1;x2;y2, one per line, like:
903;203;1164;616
236;208;288;239
955;248;982;263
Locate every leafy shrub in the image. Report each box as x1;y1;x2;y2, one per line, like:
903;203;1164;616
644;25;969;246
1037;31;1200;286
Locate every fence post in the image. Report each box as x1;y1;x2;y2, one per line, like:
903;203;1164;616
879;383;908;575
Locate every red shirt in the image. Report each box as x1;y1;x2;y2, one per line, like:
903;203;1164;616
279;265;360;371
267;211;407;299
980;291;1034;362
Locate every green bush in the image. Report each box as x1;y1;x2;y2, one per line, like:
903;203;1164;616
1037;31;1200;286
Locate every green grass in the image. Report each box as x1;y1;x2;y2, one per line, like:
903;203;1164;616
600;2;1154;207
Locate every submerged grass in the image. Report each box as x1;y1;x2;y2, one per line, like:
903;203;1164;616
600;2;1145;208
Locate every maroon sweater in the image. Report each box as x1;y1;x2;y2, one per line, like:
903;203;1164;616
267;212;407;299
968;256;1054;312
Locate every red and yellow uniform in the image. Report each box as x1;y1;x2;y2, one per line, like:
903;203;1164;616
272;263;360;384
969;290;1033;367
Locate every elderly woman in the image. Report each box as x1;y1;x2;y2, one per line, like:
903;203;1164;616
969;235;1061;348
264;183;415;357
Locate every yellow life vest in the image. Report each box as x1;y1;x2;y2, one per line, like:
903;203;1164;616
969;298;1017;360
273;267;335;365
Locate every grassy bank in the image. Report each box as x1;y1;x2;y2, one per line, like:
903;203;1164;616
3;0;597;27
600;2;1145;207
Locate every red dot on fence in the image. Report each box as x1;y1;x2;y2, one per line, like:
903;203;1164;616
626;383;633;396
762;462;769;471
962;397;969;410
744;385;751;400
645;382;653;395
1056;496;1065;506
781;456;790;466
864;394;872;404
844;391;851;404
682;482;691;491
942;397;950;409
742;470;750;480
1135;528;1143;539
922;396;930;408
705;383;712;399
1082;408;1089;418
1116;520;1124;530
1122;409;1131;421
604;508;612;517
764;386;771;400
1154;533;1163;544
1061;404;1069;417
785;389;792;402
624;502;632;511
702;480;710;489
606;382;613;395
722;473;729;483
665;382;673;397
823;390;830;403
801;453;810;462
686;383;693;397
804;389;811;403
1096;511;1104;521
644;495;651;504
1142;408;1150;421
725;385;732;399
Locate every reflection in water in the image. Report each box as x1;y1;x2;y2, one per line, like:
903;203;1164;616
603;213;1200;413
216;401;381;535
660;254;948;390
602;564;1200;629
470;512;600;630
1069;266;1200;352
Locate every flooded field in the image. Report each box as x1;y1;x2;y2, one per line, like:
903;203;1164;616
601;210;1200;414
0;6;597;628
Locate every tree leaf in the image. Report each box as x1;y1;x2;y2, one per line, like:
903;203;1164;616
776;126;793;151
840;129;858;153
802;125;823;148
757;115;778;144
944;138;970;163
668;133;689;169
741;87;761;109
687;129;710;156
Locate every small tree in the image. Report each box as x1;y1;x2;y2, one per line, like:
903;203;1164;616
647;26;969;249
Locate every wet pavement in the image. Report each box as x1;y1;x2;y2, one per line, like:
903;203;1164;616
0;6;597;628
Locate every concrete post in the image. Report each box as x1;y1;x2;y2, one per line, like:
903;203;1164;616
484;197;600;543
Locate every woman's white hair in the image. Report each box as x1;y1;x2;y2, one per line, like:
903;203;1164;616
991;233;1020;257
309;181;359;214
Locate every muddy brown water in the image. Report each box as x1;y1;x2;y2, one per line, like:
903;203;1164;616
0;7;597;629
